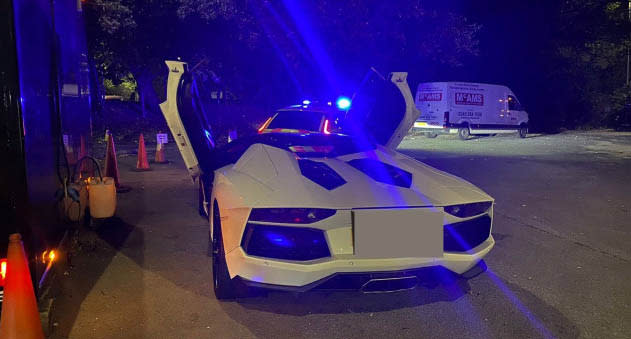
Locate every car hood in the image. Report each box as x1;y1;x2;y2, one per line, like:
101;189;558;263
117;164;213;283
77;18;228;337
221;143;492;209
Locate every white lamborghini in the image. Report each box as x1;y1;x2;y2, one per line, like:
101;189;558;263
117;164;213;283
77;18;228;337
160;61;495;299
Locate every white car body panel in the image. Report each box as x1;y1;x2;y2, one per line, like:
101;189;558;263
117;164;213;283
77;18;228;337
159;61;201;179
161;61;496;290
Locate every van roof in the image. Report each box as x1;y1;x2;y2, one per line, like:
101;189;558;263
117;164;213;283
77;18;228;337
417;82;511;92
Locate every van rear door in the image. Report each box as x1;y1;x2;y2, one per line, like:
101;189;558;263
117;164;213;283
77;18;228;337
415;83;446;128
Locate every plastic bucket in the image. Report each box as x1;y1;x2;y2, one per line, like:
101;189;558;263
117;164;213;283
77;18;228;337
88;176;116;218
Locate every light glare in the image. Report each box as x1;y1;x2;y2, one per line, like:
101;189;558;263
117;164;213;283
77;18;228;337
336;96;351;110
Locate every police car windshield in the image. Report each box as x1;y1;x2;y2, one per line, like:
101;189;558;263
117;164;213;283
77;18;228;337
267;110;324;132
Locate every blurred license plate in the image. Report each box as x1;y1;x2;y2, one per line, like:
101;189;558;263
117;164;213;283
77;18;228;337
414;122;428;127
353;208;443;258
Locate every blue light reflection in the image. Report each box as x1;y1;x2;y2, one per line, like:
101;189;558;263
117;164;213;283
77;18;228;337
264;232;294;248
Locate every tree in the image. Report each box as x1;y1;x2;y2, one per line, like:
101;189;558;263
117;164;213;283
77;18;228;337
84;0;181;117
86;0;481;123
552;0;631;126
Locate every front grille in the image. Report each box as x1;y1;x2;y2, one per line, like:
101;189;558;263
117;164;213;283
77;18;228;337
444;215;491;252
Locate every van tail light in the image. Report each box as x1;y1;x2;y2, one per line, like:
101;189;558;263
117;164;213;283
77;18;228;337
0;258;7;286
444;111;449;125
258;117;273;134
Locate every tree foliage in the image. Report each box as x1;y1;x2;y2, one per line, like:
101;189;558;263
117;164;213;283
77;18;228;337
85;0;481;116
552;0;631;127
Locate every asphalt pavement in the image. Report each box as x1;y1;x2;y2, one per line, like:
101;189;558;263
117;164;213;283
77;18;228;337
49;130;631;339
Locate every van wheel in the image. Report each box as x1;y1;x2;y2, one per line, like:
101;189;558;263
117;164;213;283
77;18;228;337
458;127;470;140
426;132;438;138
519;125;528;138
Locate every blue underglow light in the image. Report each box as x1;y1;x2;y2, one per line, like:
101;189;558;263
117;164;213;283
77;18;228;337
302;99;311;105
336;96;351;110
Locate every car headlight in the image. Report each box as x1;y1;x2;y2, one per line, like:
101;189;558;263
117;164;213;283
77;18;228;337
241;224;330;261
444;201;492;218
248;208;336;224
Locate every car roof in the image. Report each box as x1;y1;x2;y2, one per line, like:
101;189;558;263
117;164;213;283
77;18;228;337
276;103;342;115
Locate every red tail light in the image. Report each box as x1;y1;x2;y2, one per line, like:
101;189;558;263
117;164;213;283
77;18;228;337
249;208;336;224
323;119;332;134
258;117;273;133
0;258;7;286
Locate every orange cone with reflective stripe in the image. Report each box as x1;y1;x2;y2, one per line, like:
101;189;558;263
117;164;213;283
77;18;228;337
0;234;45;339
135;134;151;171
104;131;121;188
154;141;168;164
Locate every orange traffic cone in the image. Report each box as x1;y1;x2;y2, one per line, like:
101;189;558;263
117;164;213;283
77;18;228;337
78;135;93;178
104;131;121;188
154;142;168;164
0;234;45;339
135;134;151;171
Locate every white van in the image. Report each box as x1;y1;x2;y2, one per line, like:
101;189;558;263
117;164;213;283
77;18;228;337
412;82;529;139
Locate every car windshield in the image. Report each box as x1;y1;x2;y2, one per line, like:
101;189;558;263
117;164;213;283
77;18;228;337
267;111;325;131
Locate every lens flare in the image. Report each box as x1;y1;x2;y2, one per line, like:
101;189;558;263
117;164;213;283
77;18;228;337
336;96;351;110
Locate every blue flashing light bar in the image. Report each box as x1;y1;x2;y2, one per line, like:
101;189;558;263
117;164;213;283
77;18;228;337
336;96;351;110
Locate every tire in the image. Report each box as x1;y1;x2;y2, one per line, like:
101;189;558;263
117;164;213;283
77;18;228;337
458;126;470;140
426;132;438;138
198;178;208;218
211;201;236;300
518;125;528;138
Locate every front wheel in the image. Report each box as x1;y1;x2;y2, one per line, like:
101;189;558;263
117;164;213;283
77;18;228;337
518;125;528;138
212;201;237;300
458;127;470;140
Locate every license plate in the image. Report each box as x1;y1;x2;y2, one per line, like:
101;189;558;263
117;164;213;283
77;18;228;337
353;208;443;258
414;122;428;127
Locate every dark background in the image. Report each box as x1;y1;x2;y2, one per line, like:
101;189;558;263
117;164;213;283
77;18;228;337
83;0;629;134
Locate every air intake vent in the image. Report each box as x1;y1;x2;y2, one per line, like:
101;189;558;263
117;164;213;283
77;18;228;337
444;215;492;252
347;158;412;188
298;159;346;190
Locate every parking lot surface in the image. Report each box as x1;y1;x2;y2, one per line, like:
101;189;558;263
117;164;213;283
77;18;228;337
50;130;631;339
